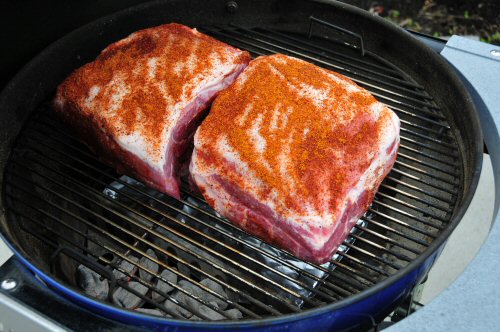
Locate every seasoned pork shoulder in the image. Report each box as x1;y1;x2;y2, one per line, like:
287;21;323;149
54;23;250;198
190;54;400;264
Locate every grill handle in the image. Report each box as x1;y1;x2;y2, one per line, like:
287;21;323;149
308;16;365;56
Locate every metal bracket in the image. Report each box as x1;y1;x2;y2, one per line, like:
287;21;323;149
49;245;117;294
308;16;365;56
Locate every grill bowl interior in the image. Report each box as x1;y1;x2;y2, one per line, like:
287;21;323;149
0;0;482;329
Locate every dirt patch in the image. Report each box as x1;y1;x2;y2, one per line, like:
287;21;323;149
342;0;500;45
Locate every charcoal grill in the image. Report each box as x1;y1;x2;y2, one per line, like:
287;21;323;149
0;0;483;331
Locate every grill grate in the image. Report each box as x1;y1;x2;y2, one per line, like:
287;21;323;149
3;25;463;321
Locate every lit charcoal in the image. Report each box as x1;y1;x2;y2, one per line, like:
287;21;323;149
176;261;191;280
181;295;202;318
139;249;159;281
153;225;230;280
135;308;167;317
76;265;109;301
113;256;139;280
112;282;148;309
175;280;207;317
152;268;178;303
164;294;193;318
178;280;226;320
224;308;243;320
191;302;225;321
226;289;240;303
199;279;229;310
178;279;198;292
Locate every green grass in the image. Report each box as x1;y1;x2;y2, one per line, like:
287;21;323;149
481;32;500;44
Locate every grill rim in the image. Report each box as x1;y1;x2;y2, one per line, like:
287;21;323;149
0;0;483;327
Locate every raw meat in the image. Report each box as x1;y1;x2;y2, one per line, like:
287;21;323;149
54;23;250;198
190;54;400;264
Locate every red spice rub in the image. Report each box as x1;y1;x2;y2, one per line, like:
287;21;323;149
197;54;394;217
56;23;250;161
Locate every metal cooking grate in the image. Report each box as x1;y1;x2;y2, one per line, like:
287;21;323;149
3;24;463;321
